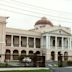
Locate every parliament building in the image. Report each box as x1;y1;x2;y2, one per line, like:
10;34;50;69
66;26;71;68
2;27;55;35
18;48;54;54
0;16;72;66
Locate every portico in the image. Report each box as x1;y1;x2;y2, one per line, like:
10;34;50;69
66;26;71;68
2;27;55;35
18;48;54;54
42;35;71;49
41;29;72;61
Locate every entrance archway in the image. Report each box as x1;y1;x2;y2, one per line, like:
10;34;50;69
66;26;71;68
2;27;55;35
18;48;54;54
35;51;40;56
58;51;61;61
5;49;11;60
58;51;61;55
64;52;68;61
21;50;26;56
29;50;33;56
51;51;55;61
13;50;19;60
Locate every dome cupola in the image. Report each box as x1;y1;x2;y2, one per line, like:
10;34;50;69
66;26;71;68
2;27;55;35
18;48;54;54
35;17;53;29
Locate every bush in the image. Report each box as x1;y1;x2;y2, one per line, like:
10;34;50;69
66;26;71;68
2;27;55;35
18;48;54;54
58;60;63;67
18;55;24;62
67;61;72;66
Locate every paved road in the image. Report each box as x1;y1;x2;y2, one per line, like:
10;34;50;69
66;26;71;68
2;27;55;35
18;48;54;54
53;67;72;72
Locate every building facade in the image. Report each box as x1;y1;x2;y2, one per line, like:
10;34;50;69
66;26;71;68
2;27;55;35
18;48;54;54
0;16;72;64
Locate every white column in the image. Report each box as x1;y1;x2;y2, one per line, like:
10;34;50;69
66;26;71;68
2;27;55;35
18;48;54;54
45;51;51;64
11;51;13;61
49;36;50;49
41;36;45;48
27;37;29;48
19;51;21;55
46;36;50;49
46;52;51;60
41;37;43;48
1;55;5;63
27;51;29;55
62;37;64;49
55;36;57;49
34;37;36;48
19;36;21;47
11;35;13;47
46;36;48;49
55;53;58;61
70;38;71;49
68;38;70;49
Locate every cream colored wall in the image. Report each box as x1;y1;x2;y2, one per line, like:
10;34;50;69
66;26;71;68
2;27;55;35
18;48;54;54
5;46;42;56
0;16;8;62
6;28;41;37
5;32;42;61
45;48;72;61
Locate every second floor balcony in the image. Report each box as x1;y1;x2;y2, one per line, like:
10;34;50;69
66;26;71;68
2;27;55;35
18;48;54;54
5;35;41;48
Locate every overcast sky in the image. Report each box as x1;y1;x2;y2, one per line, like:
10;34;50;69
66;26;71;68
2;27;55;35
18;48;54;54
0;0;72;30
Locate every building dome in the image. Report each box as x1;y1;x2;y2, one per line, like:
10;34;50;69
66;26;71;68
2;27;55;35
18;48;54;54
35;17;53;26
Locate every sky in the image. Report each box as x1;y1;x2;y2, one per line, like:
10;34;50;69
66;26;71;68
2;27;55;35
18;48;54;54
0;0;72;30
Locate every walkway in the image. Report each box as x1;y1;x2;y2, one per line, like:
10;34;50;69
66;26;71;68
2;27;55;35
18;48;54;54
0;67;49;71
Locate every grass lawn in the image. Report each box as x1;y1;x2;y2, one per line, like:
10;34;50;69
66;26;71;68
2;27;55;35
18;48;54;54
0;70;51;72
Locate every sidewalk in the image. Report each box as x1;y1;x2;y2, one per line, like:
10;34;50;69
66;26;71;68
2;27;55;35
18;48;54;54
0;67;49;71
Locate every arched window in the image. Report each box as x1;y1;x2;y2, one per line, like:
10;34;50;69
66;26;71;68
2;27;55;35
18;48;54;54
29;50;33;56
58;51;61;55
13;50;19;60
51;51;55;61
35;51;40;56
64;52;68;61
5;49;11;60
58;51;62;61
21;50;26;56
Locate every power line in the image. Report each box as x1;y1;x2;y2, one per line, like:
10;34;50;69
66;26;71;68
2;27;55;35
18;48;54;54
0;2;72;21
0;0;71;16
0;1;72;23
0;7;40;18
0;7;72;24
8;0;72;14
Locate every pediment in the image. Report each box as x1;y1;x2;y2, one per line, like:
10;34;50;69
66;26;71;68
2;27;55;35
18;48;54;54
48;29;71;35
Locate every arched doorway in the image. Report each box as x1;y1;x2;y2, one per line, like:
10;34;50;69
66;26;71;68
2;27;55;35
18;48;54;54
29;50;33;56
21;50;26;56
19;50;26;61
51;51;55;61
64;52;68;61
58;51;62;61
5;49;11;60
35;51;40;56
58;51;61;55
13;50;19;60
